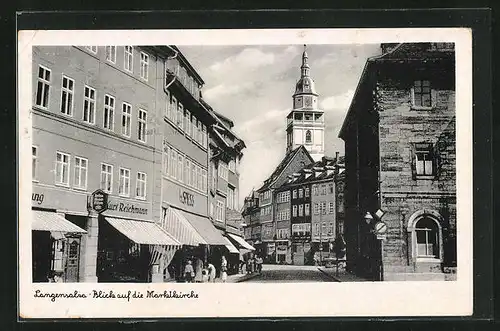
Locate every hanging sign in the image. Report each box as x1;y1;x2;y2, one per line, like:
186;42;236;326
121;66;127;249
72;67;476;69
90;189;108;213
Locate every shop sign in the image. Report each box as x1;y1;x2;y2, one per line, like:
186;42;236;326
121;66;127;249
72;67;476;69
179;189;195;207
32;193;44;205
107;200;148;215
90;189;108;213
267;242;276;253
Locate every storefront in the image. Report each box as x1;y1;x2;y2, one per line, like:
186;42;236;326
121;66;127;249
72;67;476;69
97;196;180;283
275;240;291;264
32;209;87;282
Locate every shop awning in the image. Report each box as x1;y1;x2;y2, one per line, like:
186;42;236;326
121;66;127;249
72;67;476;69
163;207;207;246
175;209;227;245
223;236;240;254
105;217;180;246
32;210;87;233
227;233;255;251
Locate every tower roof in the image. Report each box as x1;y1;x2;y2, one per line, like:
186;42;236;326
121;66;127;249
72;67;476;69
293;45;318;96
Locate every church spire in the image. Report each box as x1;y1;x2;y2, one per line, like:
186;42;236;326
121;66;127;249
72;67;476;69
301;44;310;77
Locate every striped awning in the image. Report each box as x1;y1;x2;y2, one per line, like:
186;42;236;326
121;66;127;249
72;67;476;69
175;209;227;245
105;217;180;246
162;207;207;246
32;210;87;233
223;236;240;254
227;233;255;251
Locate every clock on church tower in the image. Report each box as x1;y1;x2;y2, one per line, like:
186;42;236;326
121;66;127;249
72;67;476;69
286;45;325;162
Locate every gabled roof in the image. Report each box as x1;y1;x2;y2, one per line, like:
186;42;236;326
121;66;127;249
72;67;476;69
257;145;314;192
277;154;345;189
339;43;454;139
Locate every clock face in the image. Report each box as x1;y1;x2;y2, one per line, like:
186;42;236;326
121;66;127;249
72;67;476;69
295;97;303;108
305;97;312;107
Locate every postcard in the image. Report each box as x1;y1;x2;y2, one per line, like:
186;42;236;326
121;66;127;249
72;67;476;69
18;27;472;318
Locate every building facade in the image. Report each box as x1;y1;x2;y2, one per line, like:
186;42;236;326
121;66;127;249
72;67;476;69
31;45;181;283
286;46;325;162
31;45;250;283
339;43;456;281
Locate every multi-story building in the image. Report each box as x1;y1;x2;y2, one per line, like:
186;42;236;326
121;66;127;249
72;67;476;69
276;155;342;265
274;188;291;263
31;45;182;283
30;45;247;283
334;154;346;239
286;45;325;162
242;190;260;248
339;43;456;281
254;146;314;262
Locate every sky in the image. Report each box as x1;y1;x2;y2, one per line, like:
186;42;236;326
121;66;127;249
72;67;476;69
180;44;382;207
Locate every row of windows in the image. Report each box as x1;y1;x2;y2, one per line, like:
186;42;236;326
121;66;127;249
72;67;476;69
277;228;290;239
260;205;272;216
166;60;200;100
276;209;291;221
85;46;150;82
260;190;271;201
311;183;334;196
227;187;239;211
215;200;225;222
292;204;311;217
313;222;335;236
36;65;148;143
291;223;311;236
292;187;310;199
163;145;207;194
32;147;147;198
164;91;208;149
219;162;228;181
313;201;335;215
276;191;291;203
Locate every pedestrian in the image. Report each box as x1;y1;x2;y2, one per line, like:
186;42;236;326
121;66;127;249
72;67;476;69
184;260;194;283
206;262;216;282
201;268;209;283
194;258;203;283
221;256;228;283
256;255;263;274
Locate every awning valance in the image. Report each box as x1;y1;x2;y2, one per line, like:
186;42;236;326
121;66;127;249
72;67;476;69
223;236;240;254
162;207;207;246
32;210;87;234
175;209;226;245
105;217;180;246
227;233;255;251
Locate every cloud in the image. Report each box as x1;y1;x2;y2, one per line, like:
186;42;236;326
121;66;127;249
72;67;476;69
321;89;355;111
209;48;276;72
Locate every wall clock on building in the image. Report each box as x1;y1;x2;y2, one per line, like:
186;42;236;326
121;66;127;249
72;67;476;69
295;97;303;108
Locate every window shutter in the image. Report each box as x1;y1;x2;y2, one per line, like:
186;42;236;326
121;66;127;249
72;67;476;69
431;89;438;108
410;86;415;108
410;144;417;180
432;143;442;178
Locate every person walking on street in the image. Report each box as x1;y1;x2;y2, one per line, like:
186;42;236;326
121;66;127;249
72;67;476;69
194;258;203;283
206;262;216;283
221;256;228;283
256;255;263;274
184;260;194;283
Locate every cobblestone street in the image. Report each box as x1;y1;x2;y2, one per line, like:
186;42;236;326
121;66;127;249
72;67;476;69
241;264;338;283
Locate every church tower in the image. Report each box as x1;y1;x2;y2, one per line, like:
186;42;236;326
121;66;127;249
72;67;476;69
285;45;325;161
